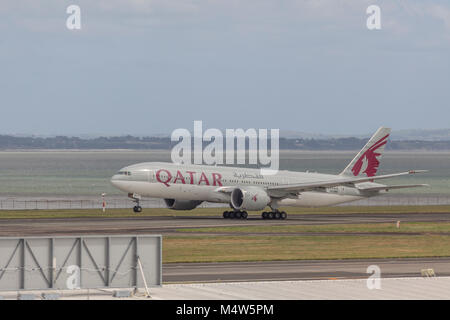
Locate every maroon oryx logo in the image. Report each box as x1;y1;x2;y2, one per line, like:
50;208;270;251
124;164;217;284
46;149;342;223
252;195;257;202
351;134;389;177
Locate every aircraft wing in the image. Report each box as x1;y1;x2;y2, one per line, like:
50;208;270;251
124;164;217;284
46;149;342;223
215;186;236;193
356;184;429;192
266;170;428;195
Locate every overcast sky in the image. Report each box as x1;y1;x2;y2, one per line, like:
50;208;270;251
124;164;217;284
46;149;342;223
1;0;449;136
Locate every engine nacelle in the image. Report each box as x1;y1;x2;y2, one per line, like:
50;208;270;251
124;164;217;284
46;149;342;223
164;199;203;210
230;187;271;211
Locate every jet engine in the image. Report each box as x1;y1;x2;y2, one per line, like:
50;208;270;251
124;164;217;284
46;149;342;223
164;199;203;210
230;187;271;211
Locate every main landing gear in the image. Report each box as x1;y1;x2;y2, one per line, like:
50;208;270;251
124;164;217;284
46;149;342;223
222;210;287;220
262;210;287;220
128;193;142;213
223;210;248;219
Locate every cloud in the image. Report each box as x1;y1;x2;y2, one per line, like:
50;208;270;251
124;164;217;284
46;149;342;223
428;3;450;30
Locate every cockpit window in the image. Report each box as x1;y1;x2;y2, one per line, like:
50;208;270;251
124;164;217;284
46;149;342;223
117;171;132;176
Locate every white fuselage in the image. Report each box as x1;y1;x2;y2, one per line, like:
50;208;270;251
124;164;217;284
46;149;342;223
110;162;385;209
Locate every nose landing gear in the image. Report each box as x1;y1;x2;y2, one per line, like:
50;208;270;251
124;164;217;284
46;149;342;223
128;193;142;213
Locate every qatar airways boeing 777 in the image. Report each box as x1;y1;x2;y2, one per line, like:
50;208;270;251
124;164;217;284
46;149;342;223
110;127;428;220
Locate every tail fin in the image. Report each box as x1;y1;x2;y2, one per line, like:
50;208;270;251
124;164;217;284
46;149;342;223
340;127;391;177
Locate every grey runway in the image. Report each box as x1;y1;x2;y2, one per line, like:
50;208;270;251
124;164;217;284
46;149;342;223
1;212;450;236
163;258;450;283
1;213;449;284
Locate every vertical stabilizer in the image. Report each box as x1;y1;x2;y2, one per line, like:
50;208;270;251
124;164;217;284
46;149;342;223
340;127;391;177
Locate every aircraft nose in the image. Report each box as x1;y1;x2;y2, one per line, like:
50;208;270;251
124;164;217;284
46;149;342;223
110;175;120;187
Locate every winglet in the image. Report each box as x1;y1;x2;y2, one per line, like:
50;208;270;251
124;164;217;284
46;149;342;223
408;170;428;174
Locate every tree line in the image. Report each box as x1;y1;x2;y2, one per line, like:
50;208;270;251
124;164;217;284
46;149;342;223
0;135;449;150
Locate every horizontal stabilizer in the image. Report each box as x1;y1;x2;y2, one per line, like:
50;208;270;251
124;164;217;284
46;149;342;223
267;170;428;194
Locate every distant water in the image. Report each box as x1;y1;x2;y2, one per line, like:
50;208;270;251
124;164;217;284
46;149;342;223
0;150;447;197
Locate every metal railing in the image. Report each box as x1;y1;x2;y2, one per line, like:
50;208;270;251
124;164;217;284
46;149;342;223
0;235;162;291
0;198;164;210
0;194;449;210
0;197;221;210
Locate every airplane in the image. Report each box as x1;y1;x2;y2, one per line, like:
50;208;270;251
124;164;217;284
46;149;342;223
110;127;428;220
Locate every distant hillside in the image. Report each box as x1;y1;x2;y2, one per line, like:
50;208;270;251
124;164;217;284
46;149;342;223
390;129;450;141
1;134;450;150
280;129;450;141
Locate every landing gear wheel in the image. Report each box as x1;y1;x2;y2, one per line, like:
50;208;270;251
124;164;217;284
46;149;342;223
129;193;143;213
241;211;248;219
229;211;236;219
261;210;287;220
223;211;230;219
234;211;242;219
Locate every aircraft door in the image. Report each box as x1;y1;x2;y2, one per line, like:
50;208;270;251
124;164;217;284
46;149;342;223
148;170;155;182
